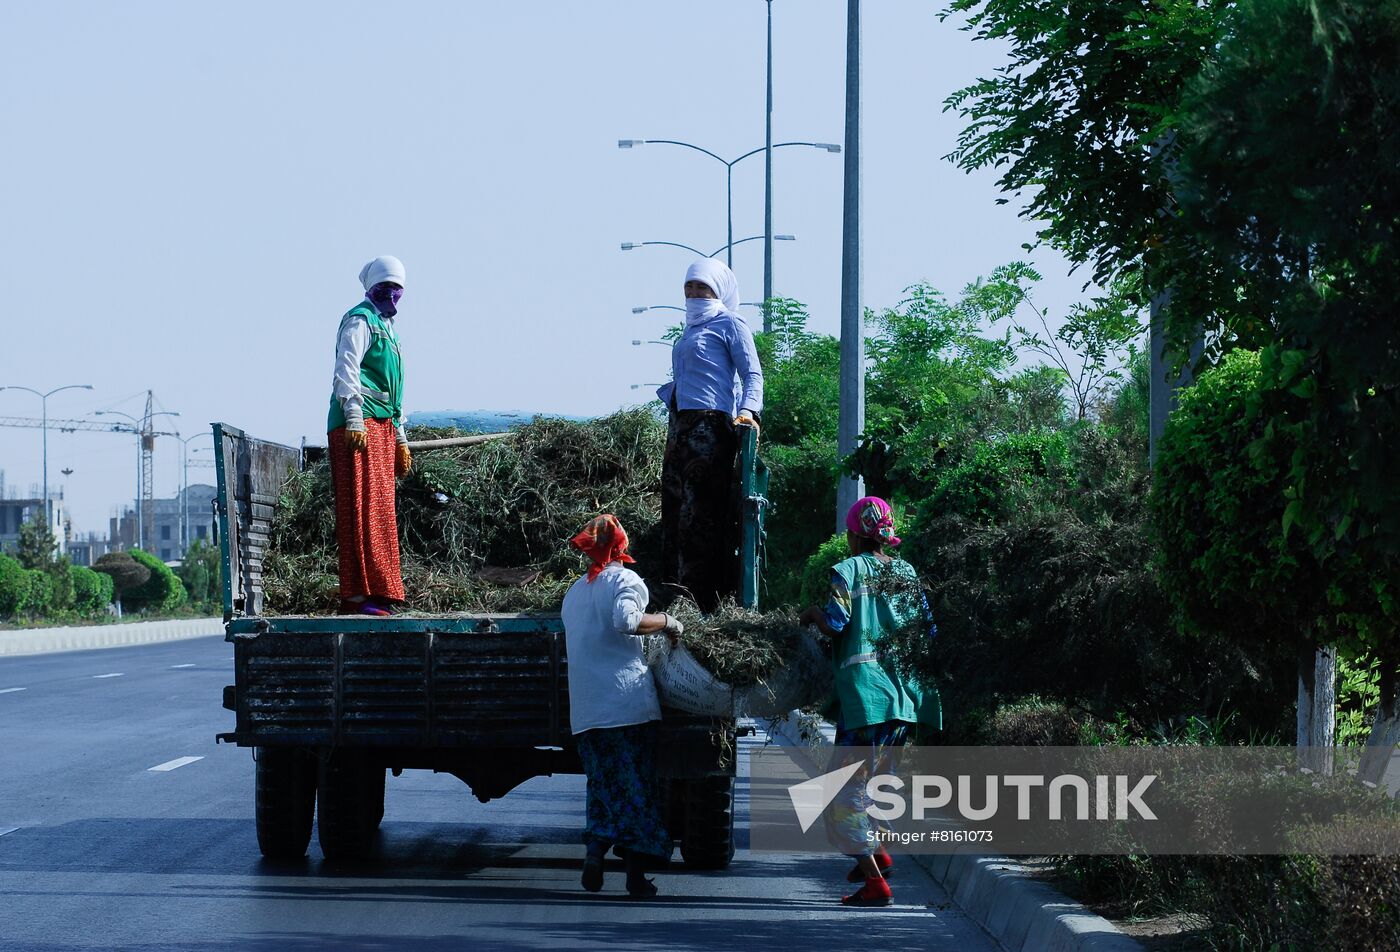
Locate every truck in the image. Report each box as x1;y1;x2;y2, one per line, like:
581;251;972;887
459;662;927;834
213;421;768;868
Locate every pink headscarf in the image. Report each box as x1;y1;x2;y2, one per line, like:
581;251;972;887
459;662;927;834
846;496;901;546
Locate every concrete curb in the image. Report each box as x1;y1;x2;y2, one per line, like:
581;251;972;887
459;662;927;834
0;617;224;657
765;712;1142;952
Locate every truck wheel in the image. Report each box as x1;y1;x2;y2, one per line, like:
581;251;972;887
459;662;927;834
316;751;379;861
255;746;317;860
679;776;736;870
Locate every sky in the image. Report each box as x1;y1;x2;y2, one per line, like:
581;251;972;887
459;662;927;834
0;1;1092;537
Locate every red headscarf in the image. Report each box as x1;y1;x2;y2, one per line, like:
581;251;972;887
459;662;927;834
570;514;637;582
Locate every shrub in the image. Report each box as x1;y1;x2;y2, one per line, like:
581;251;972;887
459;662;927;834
796;533;851;611
93;552;151;612
22;569;54;617
121;549;187;615
0;553;27;618
70;565;114;616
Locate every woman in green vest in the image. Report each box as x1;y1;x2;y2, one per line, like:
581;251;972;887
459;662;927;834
799;495;941;907
328;255;411;616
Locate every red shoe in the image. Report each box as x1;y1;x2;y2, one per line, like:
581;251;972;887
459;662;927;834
846;849;894;883
841;876;893;907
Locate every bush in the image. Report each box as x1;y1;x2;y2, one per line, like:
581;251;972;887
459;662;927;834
93;552;151;612
763;439;840;607
0;553;27;618
22;569;54;617
796;533;851;611
70;565;114;616
176;540;221;609
121;549;187;614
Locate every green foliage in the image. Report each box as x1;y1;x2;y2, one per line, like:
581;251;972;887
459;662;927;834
121;549;187;615
15;511;57;570
21;569;54;617
176;540;221;608
754;317;840;447
70;565;114;617
0;553;28;618
1152;350;1379;654
942;0;1229;291
1166;0;1400;653
796;533;850;611
1336;653;1382;748
762;440;839;607
93;551;152;600
918;430;1074;528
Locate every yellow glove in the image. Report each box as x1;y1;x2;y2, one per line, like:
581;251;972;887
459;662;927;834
345;429;369;451
396;444;413;477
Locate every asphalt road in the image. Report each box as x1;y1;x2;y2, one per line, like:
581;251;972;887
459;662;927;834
0;635;999;952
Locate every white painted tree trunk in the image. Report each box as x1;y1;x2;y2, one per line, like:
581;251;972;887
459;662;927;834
1297;642;1337;775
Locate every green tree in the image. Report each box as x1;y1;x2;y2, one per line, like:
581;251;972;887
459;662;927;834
70;565;115;616
1165;0;1400;774
0;553;28;619
93;551;152;615
121;549;187;615
943;0;1229;293
176;539;222;610
16;512;57;570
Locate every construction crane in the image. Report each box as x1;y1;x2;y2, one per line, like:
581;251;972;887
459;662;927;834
0;390;179;550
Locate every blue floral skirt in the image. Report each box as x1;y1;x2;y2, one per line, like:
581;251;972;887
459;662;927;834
575;721;673;861
826;719;912;857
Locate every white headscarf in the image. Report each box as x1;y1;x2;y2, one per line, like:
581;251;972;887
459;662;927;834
359;255;407;291
684;258;741;326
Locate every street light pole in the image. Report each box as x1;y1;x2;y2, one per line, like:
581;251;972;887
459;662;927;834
622;235;794;260
837;0;865;531
764;0;775;331
0;384;94;529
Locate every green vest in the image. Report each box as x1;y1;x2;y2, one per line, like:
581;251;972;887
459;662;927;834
830;554;942;732
328;302;404;432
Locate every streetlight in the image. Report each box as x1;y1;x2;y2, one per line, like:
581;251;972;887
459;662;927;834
621;235;794;260
0;384;94;528
631;340;672;348
175;431;214;555
93;408;179;551
629;383;667;390
618;139;835;269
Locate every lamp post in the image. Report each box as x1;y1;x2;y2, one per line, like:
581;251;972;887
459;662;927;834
837;0;865;530
628;383;667;390
619;137;837;329
621;234;794;261
764;0;775;318
631;340;672;348
93;408;180;551
0;384;94;528
175;432;214;555
632;302;767;315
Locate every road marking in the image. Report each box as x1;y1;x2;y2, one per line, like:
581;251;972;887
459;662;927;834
0;688;26;694
169;664;197;669
93;673;125;679
149;756;204;772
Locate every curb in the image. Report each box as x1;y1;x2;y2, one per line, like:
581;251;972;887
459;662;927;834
0;617;225;657
766;712;1142;952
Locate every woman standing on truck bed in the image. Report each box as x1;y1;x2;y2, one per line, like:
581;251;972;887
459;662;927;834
328;255;412;616
562;514;685;898
655;258;764;613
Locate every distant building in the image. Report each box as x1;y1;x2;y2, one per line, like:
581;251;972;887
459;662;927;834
151;484;217;563
0;493;67;558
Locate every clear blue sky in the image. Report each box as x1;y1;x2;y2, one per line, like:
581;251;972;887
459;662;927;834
0;1;1091;536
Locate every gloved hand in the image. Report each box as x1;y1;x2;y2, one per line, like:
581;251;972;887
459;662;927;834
396;444;413;477
734;412;760;433
345;428;369;451
662;613;684;647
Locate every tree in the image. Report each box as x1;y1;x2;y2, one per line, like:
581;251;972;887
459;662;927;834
1152;351;1383;765
176;539;222;610
1165;0;1400;778
16;512;57;570
70;565;115;616
93;552;151;615
942;0;1230;293
121;549;187;615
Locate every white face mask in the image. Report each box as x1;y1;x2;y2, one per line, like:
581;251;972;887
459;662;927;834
684;296;725;326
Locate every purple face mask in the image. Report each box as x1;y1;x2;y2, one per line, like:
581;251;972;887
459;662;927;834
368;283;404;317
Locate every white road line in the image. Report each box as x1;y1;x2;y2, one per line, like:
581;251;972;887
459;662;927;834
149;756;204;772
0;688;26;694
92;673;125;679
169;664;197;669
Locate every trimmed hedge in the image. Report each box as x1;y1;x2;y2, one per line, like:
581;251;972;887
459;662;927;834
121;549;187;615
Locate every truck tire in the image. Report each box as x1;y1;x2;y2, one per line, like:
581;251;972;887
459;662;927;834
316;751;379;861
679;776;736;870
255;746;317;860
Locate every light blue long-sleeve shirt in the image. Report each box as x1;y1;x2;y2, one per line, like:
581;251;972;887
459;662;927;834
655;315;764;416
